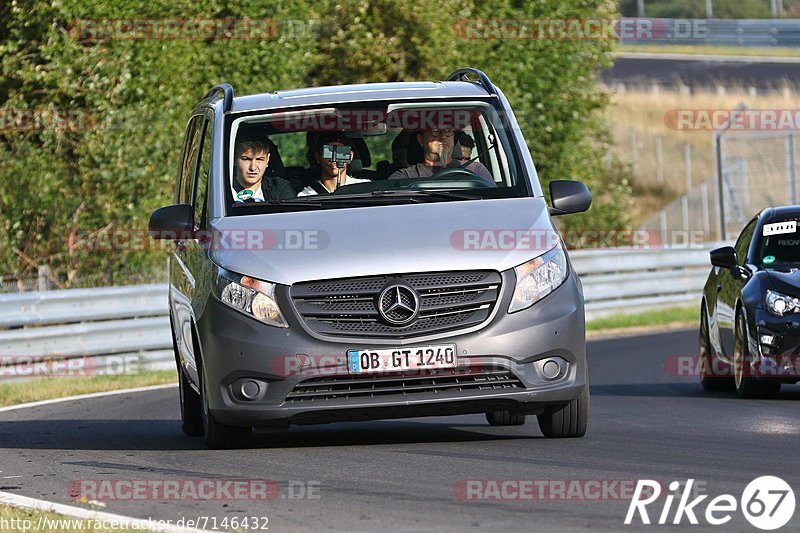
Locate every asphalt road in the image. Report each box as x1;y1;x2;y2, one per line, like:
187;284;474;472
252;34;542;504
603;55;800;91
1;329;799;532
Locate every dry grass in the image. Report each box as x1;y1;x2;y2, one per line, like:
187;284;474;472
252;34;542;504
618;44;800;58
0;370;176;407
605;84;800;225
0;505;132;532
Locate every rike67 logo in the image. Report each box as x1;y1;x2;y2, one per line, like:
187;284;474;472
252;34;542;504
625;477;795;530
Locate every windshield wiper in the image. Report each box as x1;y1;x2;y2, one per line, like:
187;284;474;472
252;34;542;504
322;190;482;202
377;189;482;200
289;193;426;205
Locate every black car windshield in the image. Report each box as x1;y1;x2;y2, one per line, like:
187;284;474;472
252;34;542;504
224;100;530;213
757;219;800;268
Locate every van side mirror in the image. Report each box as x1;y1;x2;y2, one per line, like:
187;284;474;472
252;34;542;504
149;204;194;240
548;180;592;216
709;246;738;270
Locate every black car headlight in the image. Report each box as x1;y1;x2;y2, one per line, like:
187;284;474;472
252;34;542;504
765;290;800;317
508;243;568;313
214;267;288;328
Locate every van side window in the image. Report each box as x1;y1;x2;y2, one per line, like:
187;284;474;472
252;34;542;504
176;115;204;205
194;116;213;228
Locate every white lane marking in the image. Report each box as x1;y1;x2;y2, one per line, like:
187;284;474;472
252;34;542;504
0;383;177;414
0;490;211;533
2;476;22;479
616;51;800;64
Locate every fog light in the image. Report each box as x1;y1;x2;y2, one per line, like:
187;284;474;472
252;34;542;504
760;334;775;345
241;380;261;400
541;359;562;380
231;378;267;401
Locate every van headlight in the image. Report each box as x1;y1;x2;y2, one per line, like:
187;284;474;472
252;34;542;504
508;244;568;313
214;267;288;328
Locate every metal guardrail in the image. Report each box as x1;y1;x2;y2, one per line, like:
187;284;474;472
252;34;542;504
572;245;726;319
0;245;722;379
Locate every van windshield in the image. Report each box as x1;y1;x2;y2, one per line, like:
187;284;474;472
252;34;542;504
224;101;531;213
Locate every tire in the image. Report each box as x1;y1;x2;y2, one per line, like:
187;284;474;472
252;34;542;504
537;385;589;438
169;314;204;437
178;364;203;437
699;304;733;392
199;359;252;449
485;410;526;426
733;312;780;399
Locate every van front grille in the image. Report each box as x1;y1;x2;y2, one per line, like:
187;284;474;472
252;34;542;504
290;271;501;339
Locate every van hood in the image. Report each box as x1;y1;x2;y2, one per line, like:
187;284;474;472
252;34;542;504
209;197;558;285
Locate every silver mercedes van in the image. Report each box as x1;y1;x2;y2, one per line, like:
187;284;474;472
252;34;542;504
150;69;592;448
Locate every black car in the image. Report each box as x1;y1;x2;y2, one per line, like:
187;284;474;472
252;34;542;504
701;206;800;398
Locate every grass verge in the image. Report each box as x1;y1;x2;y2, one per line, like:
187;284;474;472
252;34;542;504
0;370;176;408
0;504;131;532
586;304;697;331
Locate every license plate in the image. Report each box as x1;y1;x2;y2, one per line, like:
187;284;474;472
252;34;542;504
347;344;457;374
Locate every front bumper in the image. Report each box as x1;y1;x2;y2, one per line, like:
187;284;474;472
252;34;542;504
196;270;587;427
751;308;800;382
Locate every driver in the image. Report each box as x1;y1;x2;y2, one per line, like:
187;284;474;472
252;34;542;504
387;128;494;186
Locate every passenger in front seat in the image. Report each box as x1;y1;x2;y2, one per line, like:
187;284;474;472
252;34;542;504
232;137;295;202
297;132;370;196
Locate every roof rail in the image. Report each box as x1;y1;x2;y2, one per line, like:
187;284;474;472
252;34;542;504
204;83;234;113
446;68;497;96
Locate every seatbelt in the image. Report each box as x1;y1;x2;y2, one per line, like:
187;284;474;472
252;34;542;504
310;181;331;195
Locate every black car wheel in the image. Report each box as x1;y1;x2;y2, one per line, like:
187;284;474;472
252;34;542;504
734;312;780;399
200;360;252;449
537;385;589;438
699;304;733;391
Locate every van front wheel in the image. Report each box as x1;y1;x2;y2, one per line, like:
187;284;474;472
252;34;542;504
537;386;589;438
